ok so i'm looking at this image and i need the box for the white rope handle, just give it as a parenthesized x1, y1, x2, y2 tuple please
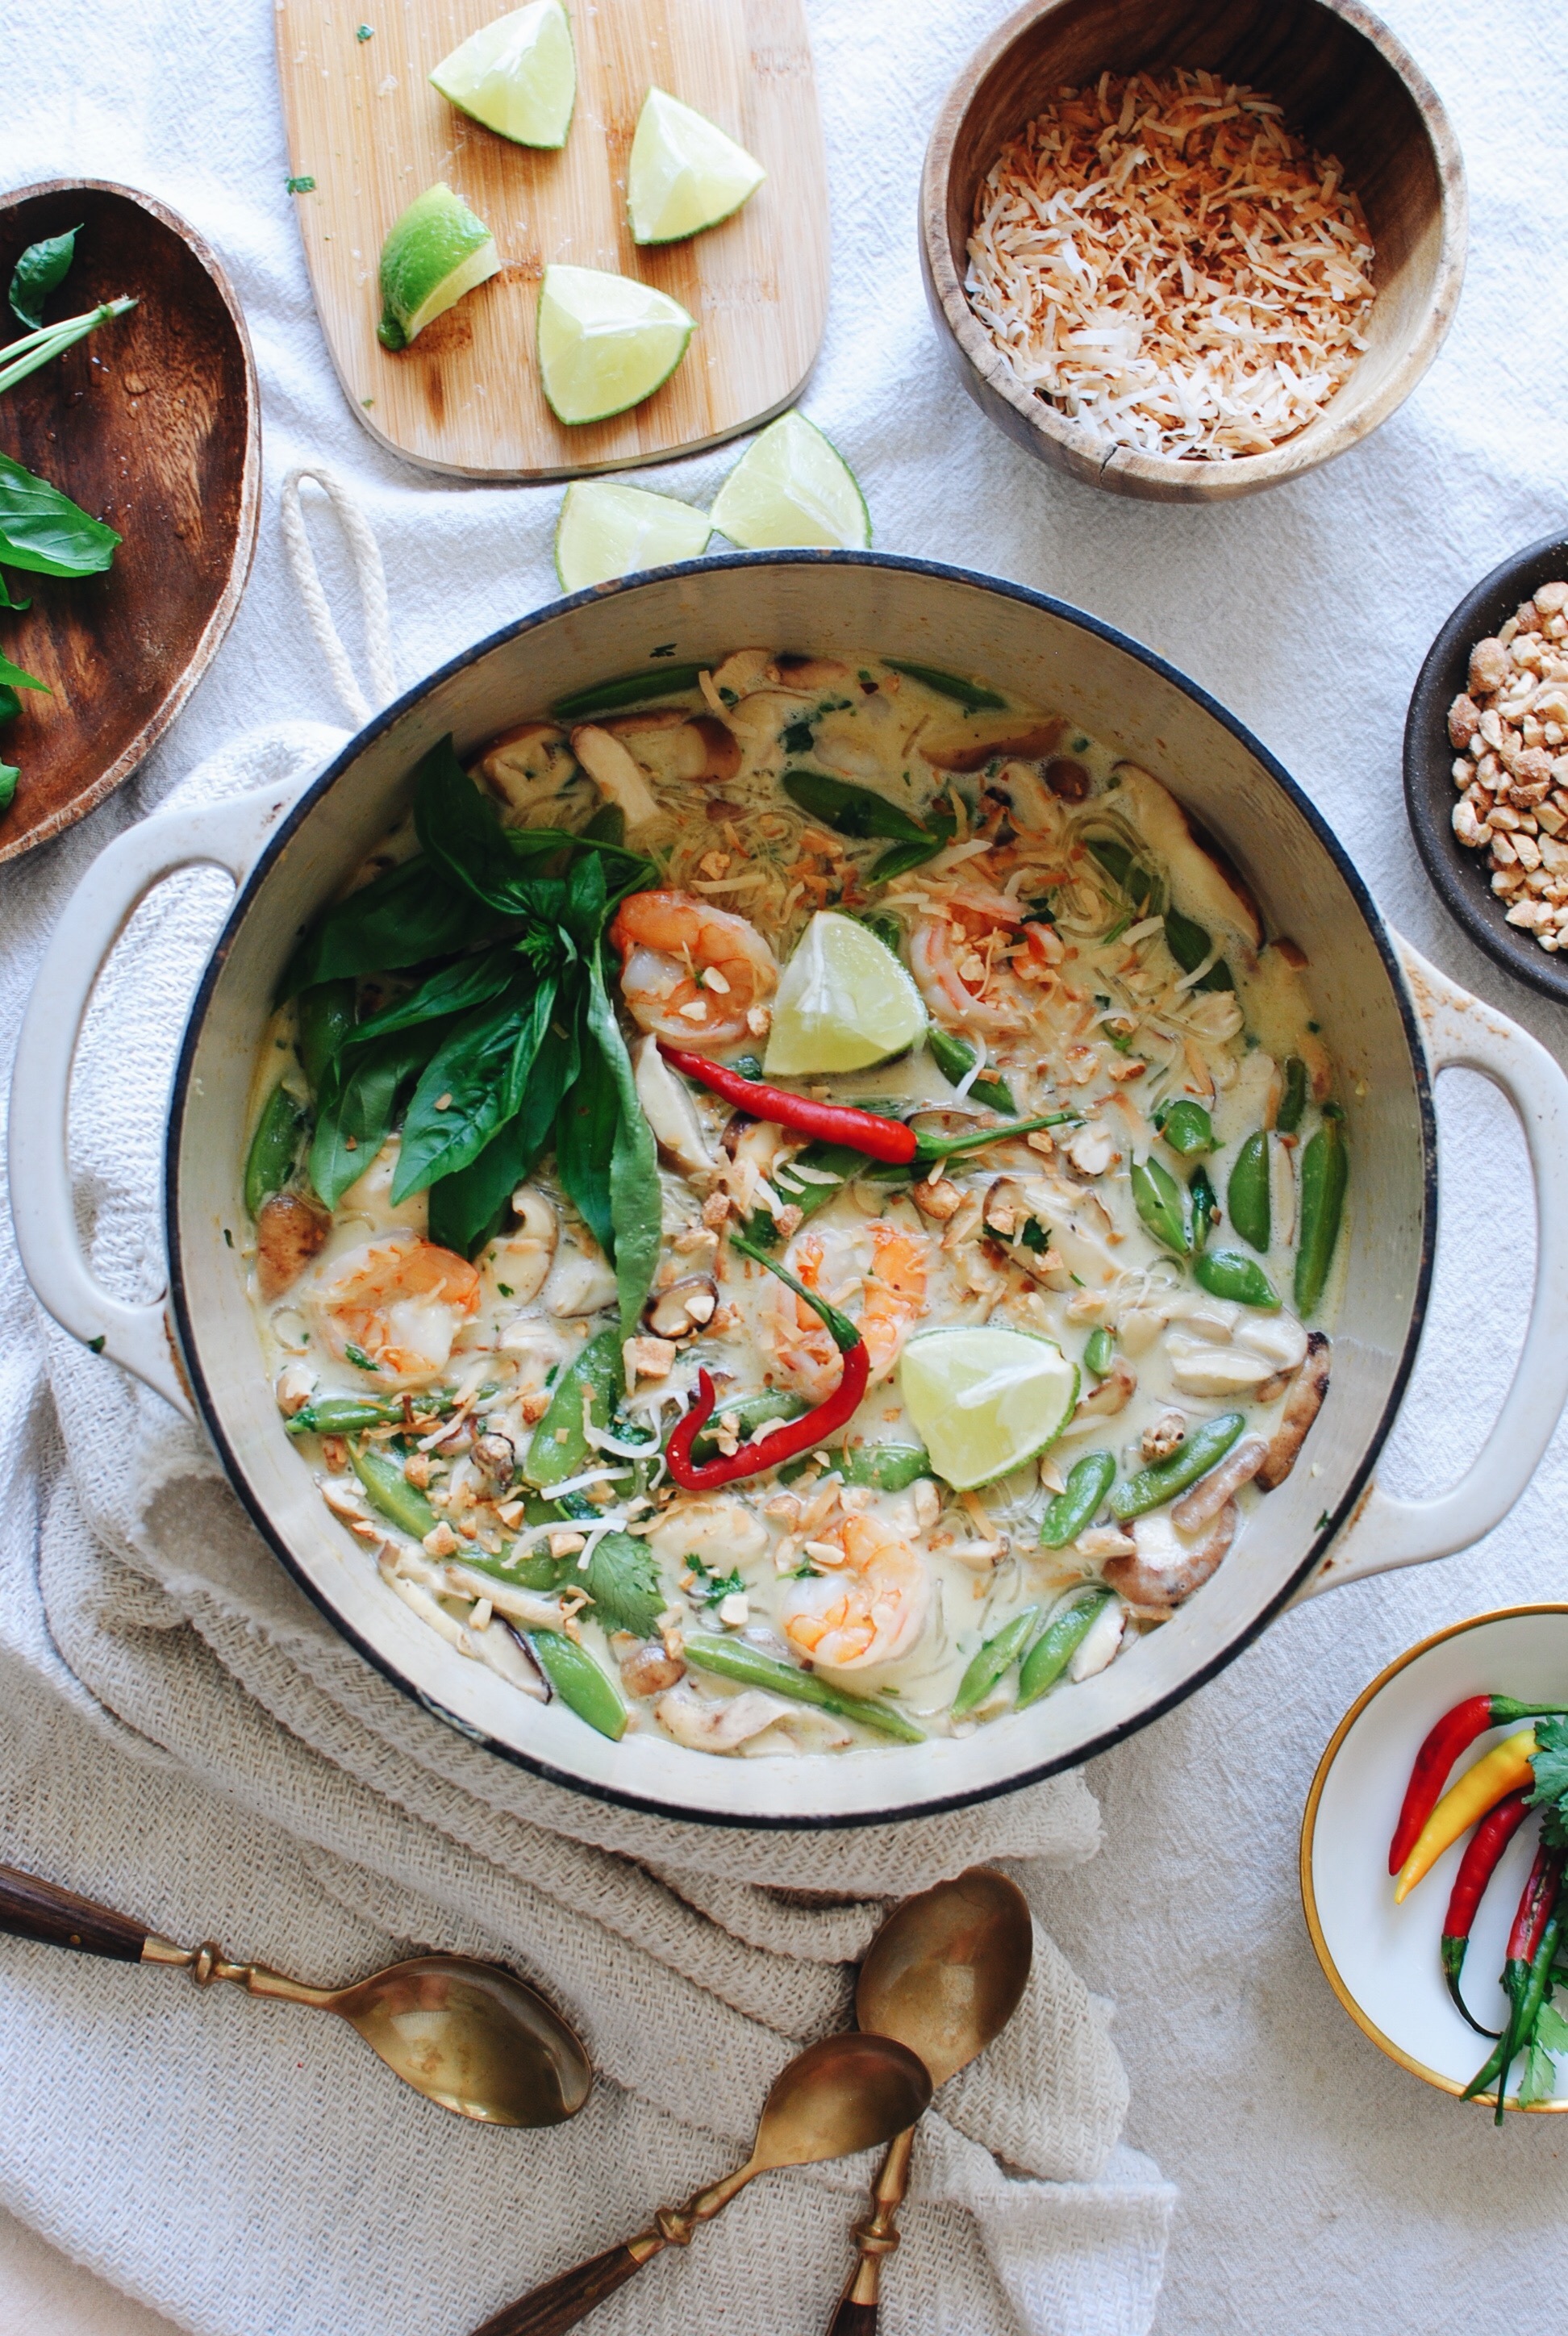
(280, 464, 398, 724)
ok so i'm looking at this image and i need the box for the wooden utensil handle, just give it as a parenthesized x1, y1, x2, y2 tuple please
(827, 2305, 879, 2336)
(0, 1861, 150, 1960)
(469, 2240, 657, 2336)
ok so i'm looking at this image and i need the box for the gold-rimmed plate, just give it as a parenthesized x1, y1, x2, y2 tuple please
(1301, 1604, 1568, 2113)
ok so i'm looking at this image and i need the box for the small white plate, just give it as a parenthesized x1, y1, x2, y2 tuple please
(1301, 1604, 1568, 2112)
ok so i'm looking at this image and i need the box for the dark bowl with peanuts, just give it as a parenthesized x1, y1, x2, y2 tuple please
(1406, 528, 1568, 1003)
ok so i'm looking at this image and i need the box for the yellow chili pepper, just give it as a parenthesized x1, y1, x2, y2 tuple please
(1393, 1729, 1538, 1903)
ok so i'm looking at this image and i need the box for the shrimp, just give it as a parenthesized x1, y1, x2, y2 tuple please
(778, 1512, 932, 1671)
(774, 1224, 929, 1395)
(608, 890, 778, 1047)
(910, 903, 1029, 1035)
(306, 1234, 481, 1387)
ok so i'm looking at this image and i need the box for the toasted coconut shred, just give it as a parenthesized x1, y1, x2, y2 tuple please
(965, 69, 1376, 461)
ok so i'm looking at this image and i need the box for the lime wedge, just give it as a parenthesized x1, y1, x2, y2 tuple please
(709, 411, 870, 550)
(763, 911, 924, 1077)
(627, 86, 765, 244)
(899, 1329, 1078, 1491)
(555, 479, 711, 590)
(536, 264, 695, 425)
(430, 0, 576, 148)
(377, 183, 500, 350)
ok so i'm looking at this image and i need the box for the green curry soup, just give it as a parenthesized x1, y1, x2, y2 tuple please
(240, 649, 1344, 1756)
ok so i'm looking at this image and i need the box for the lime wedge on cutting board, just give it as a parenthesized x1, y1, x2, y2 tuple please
(555, 479, 711, 590)
(627, 86, 765, 244)
(763, 911, 925, 1077)
(377, 184, 500, 349)
(430, 1, 577, 148)
(709, 411, 869, 549)
(536, 265, 695, 425)
(899, 1329, 1078, 1491)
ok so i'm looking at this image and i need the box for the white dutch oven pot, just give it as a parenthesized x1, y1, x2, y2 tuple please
(13, 554, 1568, 1827)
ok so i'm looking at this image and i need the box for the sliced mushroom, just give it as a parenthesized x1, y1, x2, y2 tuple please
(1142, 1411, 1186, 1462)
(1166, 1339, 1279, 1398)
(546, 1250, 620, 1316)
(474, 723, 586, 825)
(595, 708, 690, 736)
(1232, 1310, 1308, 1373)
(774, 653, 850, 690)
(1257, 1333, 1331, 1490)
(711, 649, 782, 701)
(1104, 1501, 1237, 1618)
(987, 759, 1062, 832)
(644, 1274, 719, 1339)
(635, 1032, 714, 1177)
(1112, 764, 1261, 957)
(484, 1187, 558, 1307)
(922, 715, 1067, 772)
(682, 716, 742, 783)
(275, 1361, 318, 1417)
(471, 1432, 518, 1491)
(256, 1191, 330, 1301)
(654, 1680, 799, 1752)
(619, 1639, 687, 1698)
(1171, 1435, 1268, 1531)
(1072, 1357, 1136, 1419)
(443, 1563, 563, 1632)
(570, 724, 661, 831)
(1042, 756, 1092, 802)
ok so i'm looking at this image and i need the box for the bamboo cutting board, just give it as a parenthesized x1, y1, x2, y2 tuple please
(276, 0, 830, 478)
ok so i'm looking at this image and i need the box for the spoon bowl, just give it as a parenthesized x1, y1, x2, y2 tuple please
(321, 1954, 592, 2126)
(857, 1864, 1033, 2084)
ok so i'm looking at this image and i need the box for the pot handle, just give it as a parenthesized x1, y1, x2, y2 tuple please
(1306, 934, 1568, 1596)
(6, 782, 307, 1420)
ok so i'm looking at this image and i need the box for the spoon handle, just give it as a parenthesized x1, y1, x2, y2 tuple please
(825, 2123, 916, 2336)
(0, 1861, 151, 1960)
(469, 2163, 756, 2336)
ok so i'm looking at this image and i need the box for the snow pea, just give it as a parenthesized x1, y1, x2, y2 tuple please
(1132, 1156, 1191, 1254)
(1189, 1163, 1220, 1252)
(927, 1025, 1016, 1114)
(1017, 1588, 1115, 1708)
(1112, 1412, 1245, 1520)
(297, 978, 357, 1093)
(953, 1606, 1040, 1718)
(1276, 1056, 1307, 1134)
(287, 1395, 405, 1437)
(523, 1329, 623, 1490)
(1295, 1109, 1348, 1315)
(350, 1441, 438, 1541)
(1227, 1131, 1271, 1253)
(1083, 1327, 1115, 1378)
(243, 1081, 304, 1219)
(525, 1629, 627, 1741)
(1193, 1249, 1279, 1309)
(684, 1636, 924, 1742)
(1040, 1450, 1116, 1549)
(882, 659, 1006, 712)
(1155, 1098, 1214, 1158)
(778, 1439, 932, 1490)
(691, 1388, 810, 1464)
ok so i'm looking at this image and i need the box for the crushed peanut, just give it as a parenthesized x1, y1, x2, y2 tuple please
(1448, 581, 1568, 953)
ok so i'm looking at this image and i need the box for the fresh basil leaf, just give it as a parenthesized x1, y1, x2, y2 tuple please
(0, 686, 19, 724)
(882, 660, 1007, 712)
(552, 665, 701, 722)
(1164, 906, 1233, 993)
(0, 650, 48, 694)
(586, 948, 660, 1333)
(337, 945, 517, 1062)
(0, 571, 31, 611)
(309, 1027, 436, 1209)
(9, 226, 80, 332)
(782, 767, 932, 843)
(394, 973, 557, 1200)
(582, 1530, 664, 1637)
(553, 999, 619, 1258)
(0, 450, 120, 578)
(280, 856, 500, 995)
(427, 1018, 580, 1256)
(415, 734, 536, 912)
(0, 762, 17, 813)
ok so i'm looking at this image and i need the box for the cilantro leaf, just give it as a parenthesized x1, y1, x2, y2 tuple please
(1528, 1714, 1568, 1847)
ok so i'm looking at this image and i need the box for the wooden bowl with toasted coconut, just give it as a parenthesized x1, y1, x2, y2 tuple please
(920, 0, 1466, 503)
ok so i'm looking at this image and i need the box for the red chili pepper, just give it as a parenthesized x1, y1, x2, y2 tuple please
(658, 1043, 1073, 1167)
(1440, 1789, 1531, 2034)
(1389, 1696, 1565, 1875)
(664, 1235, 869, 1491)
(1464, 1841, 1565, 2122)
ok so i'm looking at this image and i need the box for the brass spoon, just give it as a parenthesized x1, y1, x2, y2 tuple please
(0, 1858, 591, 2126)
(828, 1866, 1034, 2334)
(470, 2031, 933, 2336)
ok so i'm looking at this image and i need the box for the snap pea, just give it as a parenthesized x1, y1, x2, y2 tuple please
(1295, 1109, 1348, 1316)
(1189, 1163, 1220, 1253)
(1111, 1412, 1245, 1520)
(1276, 1056, 1308, 1134)
(1154, 1098, 1213, 1158)
(1131, 1156, 1191, 1255)
(684, 1636, 924, 1742)
(927, 1025, 1017, 1114)
(523, 1329, 623, 1490)
(952, 1606, 1040, 1719)
(525, 1629, 628, 1741)
(244, 1081, 305, 1219)
(691, 1387, 811, 1464)
(1017, 1588, 1115, 1708)
(753, 1142, 869, 1243)
(551, 665, 702, 722)
(778, 1440, 932, 1490)
(1193, 1249, 1280, 1310)
(297, 978, 357, 1093)
(1040, 1450, 1116, 1548)
(287, 1394, 406, 1437)
(1227, 1131, 1270, 1253)
(881, 659, 1006, 713)
(1083, 1327, 1115, 1379)
(350, 1441, 439, 1541)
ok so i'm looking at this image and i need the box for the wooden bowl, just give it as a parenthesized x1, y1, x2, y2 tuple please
(0, 181, 261, 861)
(920, 0, 1467, 503)
(1405, 527, 1568, 1006)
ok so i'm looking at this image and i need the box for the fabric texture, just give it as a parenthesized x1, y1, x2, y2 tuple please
(3, 0, 1568, 2328)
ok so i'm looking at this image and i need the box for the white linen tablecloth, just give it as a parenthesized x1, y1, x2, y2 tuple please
(2, 0, 1568, 2328)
